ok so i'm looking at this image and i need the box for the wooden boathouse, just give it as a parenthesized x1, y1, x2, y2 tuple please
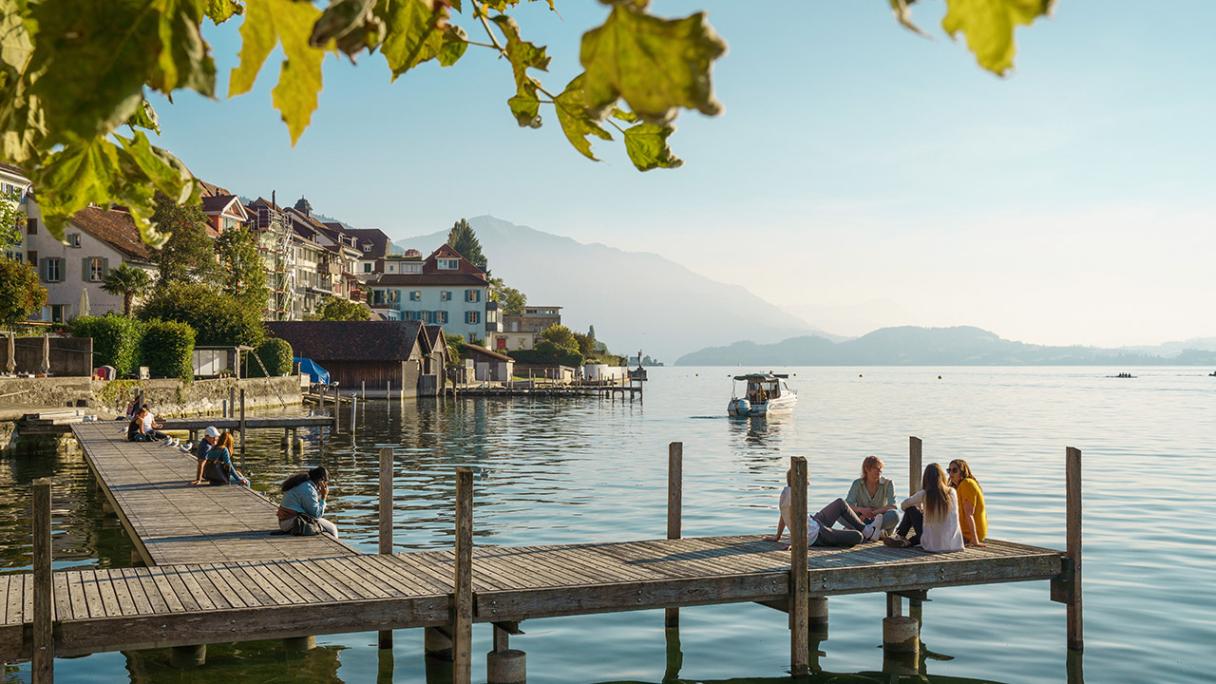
(3, 428, 1084, 683)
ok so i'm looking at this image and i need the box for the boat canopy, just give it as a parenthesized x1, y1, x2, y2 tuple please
(733, 373, 789, 381)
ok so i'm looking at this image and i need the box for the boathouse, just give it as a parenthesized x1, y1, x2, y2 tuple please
(266, 320, 446, 397)
(461, 343, 514, 382)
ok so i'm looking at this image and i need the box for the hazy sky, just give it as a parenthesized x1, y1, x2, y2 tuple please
(154, 1, 1216, 347)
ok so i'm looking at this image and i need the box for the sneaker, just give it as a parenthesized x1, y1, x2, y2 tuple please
(181, 442, 192, 451)
(862, 520, 880, 541)
(883, 535, 911, 548)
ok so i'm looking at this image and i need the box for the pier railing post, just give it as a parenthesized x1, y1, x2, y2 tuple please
(379, 447, 393, 650)
(238, 389, 246, 468)
(665, 442, 683, 629)
(1066, 446, 1083, 652)
(908, 436, 922, 496)
(454, 467, 474, 684)
(32, 477, 53, 683)
(789, 456, 809, 676)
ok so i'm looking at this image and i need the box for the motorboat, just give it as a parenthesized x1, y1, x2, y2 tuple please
(728, 373, 797, 417)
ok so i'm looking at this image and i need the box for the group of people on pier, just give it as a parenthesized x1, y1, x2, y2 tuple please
(765, 455, 987, 552)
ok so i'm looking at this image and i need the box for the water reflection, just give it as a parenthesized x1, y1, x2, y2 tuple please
(123, 641, 344, 683)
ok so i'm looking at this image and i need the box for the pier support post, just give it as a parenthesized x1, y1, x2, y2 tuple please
(378, 447, 394, 650)
(101, 496, 115, 516)
(883, 616, 918, 654)
(350, 396, 358, 437)
(292, 428, 302, 453)
(788, 456, 809, 676)
(281, 428, 290, 448)
(808, 596, 828, 641)
(228, 387, 236, 419)
(665, 441, 682, 629)
(453, 467, 474, 684)
(909, 436, 922, 496)
(424, 627, 453, 660)
(170, 644, 206, 667)
(238, 389, 246, 468)
(130, 548, 145, 566)
(32, 478, 53, 684)
(1066, 446, 1083, 652)
(283, 635, 316, 652)
(487, 626, 526, 684)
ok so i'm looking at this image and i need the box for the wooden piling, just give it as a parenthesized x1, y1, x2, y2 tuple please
(333, 385, 340, 434)
(453, 467, 474, 684)
(32, 477, 53, 683)
(789, 456, 809, 676)
(238, 389, 246, 467)
(909, 436, 922, 495)
(350, 395, 358, 436)
(1066, 446, 1083, 652)
(362, 380, 366, 400)
(228, 386, 236, 419)
(378, 447, 394, 650)
(665, 441, 683, 629)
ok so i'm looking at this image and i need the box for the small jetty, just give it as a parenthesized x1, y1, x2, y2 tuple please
(3, 432, 1083, 684)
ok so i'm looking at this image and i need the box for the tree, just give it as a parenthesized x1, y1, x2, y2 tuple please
(1, 189, 24, 247)
(0, 1, 1045, 246)
(539, 324, 579, 354)
(154, 194, 219, 286)
(489, 276, 526, 315)
(444, 333, 464, 367)
(572, 331, 596, 359)
(100, 264, 153, 316)
(138, 282, 265, 347)
(215, 227, 268, 309)
(315, 296, 372, 321)
(0, 258, 46, 327)
(447, 219, 487, 271)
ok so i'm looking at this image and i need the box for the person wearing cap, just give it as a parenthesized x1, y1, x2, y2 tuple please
(192, 426, 221, 485)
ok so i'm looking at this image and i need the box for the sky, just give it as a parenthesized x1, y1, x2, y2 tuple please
(153, 1, 1216, 347)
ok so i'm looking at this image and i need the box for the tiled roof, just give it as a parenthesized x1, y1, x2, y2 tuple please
(373, 272, 488, 286)
(423, 243, 487, 277)
(70, 207, 155, 261)
(197, 179, 233, 197)
(266, 321, 425, 362)
(201, 194, 239, 213)
(0, 162, 27, 179)
(344, 228, 392, 258)
(461, 343, 512, 362)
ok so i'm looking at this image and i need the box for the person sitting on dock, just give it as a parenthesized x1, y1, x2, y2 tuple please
(884, 463, 964, 552)
(845, 455, 900, 537)
(197, 432, 250, 487)
(191, 426, 221, 485)
(277, 466, 339, 538)
(948, 459, 986, 548)
(764, 466, 883, 548)
(139, 404, 181, 447)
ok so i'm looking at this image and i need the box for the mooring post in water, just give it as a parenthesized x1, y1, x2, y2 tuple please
(350, 395, 358, 437)
(32, 478, 53, 684)
(789, 456, 809, 676)
(1066, 446, 1083, 652)
(378, 447, 394, 650)
(228, 386, 236, 419)
(362, 380, 366, 400)
(453, 467, 474, 684)
(666, 441, 683, 629)
(238, 389, 247, 467)
(487, 623, 526, 684)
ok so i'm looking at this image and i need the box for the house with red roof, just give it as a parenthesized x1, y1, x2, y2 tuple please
(368, 244, 500, 344)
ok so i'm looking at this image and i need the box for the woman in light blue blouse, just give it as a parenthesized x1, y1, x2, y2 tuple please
(277, 466, 339, 538)
(846, 455, 899, 536)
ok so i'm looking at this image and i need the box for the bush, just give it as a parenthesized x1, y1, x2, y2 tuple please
(71, 314, 143, 376)
(140, 319, 195, 381)
(139, 282, 265, 347)
(248, 338, 293, 377)
(509, 343, 583, 368)
(0, 257, 46, 326)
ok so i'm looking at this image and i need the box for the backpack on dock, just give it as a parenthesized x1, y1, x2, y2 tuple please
(290, 514, 322, 536)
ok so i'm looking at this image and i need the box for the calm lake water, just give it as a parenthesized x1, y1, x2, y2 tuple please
(1, 367, 1213, 683)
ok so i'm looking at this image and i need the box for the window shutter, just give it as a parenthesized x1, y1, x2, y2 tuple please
(39, 257, 47, 281)
(102, 258, 110, 277)
(82, 257, 90, 281)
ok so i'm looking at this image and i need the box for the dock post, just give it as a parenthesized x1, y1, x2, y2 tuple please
(32, 478, 53, 683)
(170, 644, 206, 667)
(238, 389, 246, 468)
(362, 380, 366, 400)
(378, 447, 393, 650)
(228, 386, 236, 419)
(221, 399, 228, 418)
(809, 596, 828, 640)
(909, 436, 922, 495)
(665, 441, 683, 629)
(453, 467, 474, 684)
(1066, 446, 1083, 652)
(284, 635, 316, 651)
(350, 395, 358, 437)
(487, 626, 526, 684)
(292, 427, 303, 453)
(789, 456, 809, 676)
(333, 385, 341, 434)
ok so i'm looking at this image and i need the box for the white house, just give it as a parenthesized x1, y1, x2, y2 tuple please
(1, 162, 33, 263)
(368, 244, 491, 343)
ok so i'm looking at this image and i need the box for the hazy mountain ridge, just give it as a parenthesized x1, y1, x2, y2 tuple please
(675, 326, 1216, 366)
(396, 216, 831, 360)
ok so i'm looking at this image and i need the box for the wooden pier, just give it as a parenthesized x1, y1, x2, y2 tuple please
(1, 430, 1083, 683)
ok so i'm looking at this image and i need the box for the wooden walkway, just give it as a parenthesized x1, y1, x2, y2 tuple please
(71, 423, 350, 565)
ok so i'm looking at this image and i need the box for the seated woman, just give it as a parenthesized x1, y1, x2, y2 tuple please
(846, 455, 899, 536)
(126, 407, 150, 442)
(949, 458, 987, 547)
(884, 463, 964, 552)
(277, 466, 339, 538)
(198, 432, 250, 487)
(764, 465, 884, 548)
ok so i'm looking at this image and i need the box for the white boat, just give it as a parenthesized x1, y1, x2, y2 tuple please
(727, 373, 797, 417)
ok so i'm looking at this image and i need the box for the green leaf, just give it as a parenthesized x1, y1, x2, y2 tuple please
(941, 0, 1052, 76)
(312, 0, 382, 56)
(149, 0, 217, 96)
(117, 131, 196, 206)
(31, 138, 123, 240)
(437, 24, 468, 67)
(623, 122, 681, 171)
(508, 83, 541, 128)
(376, 0, 447, 79)
(490, 15, 550, 128)
(609, 106, 638, 123)
(229, 0, 327, 144)
(553, 73, 612, 161)
(127, 98, 161, 134)
(206, 0, 244, 24)
(579, 3, 726, 121)
(0, 0, 34, 72)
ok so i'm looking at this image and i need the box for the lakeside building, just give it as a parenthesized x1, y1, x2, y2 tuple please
(367, 244, 491, 343)
(495, 305, 563, 352)
(1, 163, 32, 263)
(460, 343, 514, 382)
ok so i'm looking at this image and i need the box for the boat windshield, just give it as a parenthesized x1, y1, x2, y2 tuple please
(746, 379, 779, 402)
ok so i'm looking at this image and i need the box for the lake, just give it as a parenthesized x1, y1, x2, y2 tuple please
(1, 366, 1212, 682)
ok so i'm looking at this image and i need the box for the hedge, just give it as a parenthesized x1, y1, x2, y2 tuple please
(70, 314, 143, 377)
(508, 344, 583, 368)
(138, 282, 265, 347)
(248, 338, 293, 377)
(140, 319, 195, 382)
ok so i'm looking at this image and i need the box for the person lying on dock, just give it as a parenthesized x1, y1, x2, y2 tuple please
(948, 458, 986, 548)
(763, 466, 884, 549)
(196, 432, 250, 487)
(845, 455, 900, 537)
(277, 466, 339, 538)
(884, 463, 964, 552)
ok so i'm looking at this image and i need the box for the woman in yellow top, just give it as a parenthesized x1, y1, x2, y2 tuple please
(948, 459, 986, 547)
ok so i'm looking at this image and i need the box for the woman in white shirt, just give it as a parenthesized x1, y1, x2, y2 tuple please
(883, 463, 964, 552)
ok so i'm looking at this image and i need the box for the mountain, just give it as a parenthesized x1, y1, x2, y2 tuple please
(675, 325, 1216, 366)
(396, 215, 827, 360)
(1121, 337, 1216, 358)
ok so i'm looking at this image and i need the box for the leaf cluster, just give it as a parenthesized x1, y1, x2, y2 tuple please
(0, 189, 24, 246)
(248, 337, 293, 377)
(314, 295, 372, 321)
(140, 319, 196, 382)
(138, 282, 266, 347)
(100, 263, 154, 316)
(0, 256, 46, 326)
(70, 314, 144, 376)
(215, 226, 269, 309)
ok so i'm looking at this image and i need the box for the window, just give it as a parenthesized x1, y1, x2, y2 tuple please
(409, 290, 422, 301)
(438, 258, 459, 270)
(464, 289, 480, 303)
(362, 262, 372, 273)
(41, 257, 64, 283)
(372, 290, 387, 306)
(27, 250, 37, 266)
(465, 311, 480, 325)
(26, 218, 37, 234)
(51, 304, 65, 323)
(362, 244, 372, 253)
(66, 233, 81, 247)
(436, 311, 448, 324)
(440, 290, 451, 302)
(84, 257, 107, 282)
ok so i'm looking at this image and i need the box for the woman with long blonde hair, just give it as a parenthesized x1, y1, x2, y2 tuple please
(883, 463, 963, 552)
